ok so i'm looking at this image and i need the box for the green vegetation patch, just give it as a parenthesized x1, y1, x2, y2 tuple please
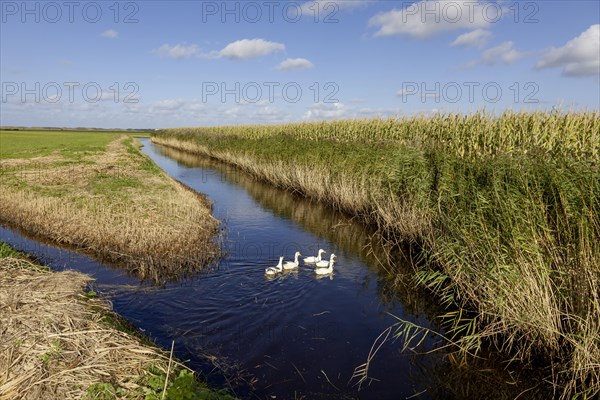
(0, 241, 23, 258)
(0, 130, 121, 160)
(90, 173, 144, 194)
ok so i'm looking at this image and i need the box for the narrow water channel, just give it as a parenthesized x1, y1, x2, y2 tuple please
(137, 140, 443, 399)
(1, 139, 490, 399)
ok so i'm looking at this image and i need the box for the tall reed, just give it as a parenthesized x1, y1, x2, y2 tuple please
(153, 110, 600, 398)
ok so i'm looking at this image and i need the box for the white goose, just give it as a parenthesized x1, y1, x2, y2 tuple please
(265, 256, 284, 275)
(283, 251, 302, 270)
(316, 253, 336, 268)
(304, 249, 326, 264)
(315, 254, 336, 275)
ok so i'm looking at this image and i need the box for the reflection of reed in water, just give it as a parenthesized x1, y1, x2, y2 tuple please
(3, 222, 216, 285)
(406, 346, 553, 400)
(158, 144, 383, 259)
(156, 144, 437, 314)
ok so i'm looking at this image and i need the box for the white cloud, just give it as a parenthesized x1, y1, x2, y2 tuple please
(255, 106, 288, 120)
(302, 102, 406, 120)
(464, 41, 525, 68)
(277, 58, 314, 71)
(73, 103, 102, 112)
(369, 0, 490, 38)
(186, 102, 205, 112)
(480, 41, 524, 65)
(218, 39, 285, 60)
(123, 104, 140, 114)
(152, 99, 185, 111)
(101, 29, 118, 39)
(536, 24, 600, 77)
(451, 29, 491, 48)
(303, 102, 347, 119)
(223, 107, 243, 116)
(153, 39, 286, 61)
(99, 91, 118, 102)
(153, 44, 200, 59)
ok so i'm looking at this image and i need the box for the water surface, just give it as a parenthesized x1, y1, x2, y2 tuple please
(137, 139, 441, 399)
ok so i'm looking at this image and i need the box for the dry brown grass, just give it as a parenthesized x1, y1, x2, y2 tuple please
(0, 256, 176, 400)
(0, 135, 220, 282)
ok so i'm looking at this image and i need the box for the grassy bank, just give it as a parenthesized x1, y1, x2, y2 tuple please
(0, 242, 236, 399)
(0, 130, 220, 282)
(153, 111, 600, 398)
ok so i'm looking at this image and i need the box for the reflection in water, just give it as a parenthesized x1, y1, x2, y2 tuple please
(162, 150, 379, 250)
(156, 144, 439, 315)
(152, 144, 445, 398)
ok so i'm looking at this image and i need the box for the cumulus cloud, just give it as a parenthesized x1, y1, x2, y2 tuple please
(101, 29, 118, 39)
(479, 41, 524, 65)
(152, 99, 185, 111)
(255, 106, 289, 120)
(536, 24, 600, 77)
(218, 39, 285, 60)
(276, 58, 314, 71)
(464, 41, 526, 68)
(451, 29, 491, 48)
(369, 0, 490, 38)
(153, 39, 285, 61)
(302, 102, 405, 120)
(303, 102, 347, 119)
(123, 104, 140, 114)
(187, 102, 205, 112)
(153, 44, 201, 59)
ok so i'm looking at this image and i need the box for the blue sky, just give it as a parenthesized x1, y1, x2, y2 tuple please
(1, 0, 599, 128)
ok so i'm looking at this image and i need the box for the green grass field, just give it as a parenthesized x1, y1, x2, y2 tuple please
(0, 130, 145, 160)
(0, 130, 219, 282)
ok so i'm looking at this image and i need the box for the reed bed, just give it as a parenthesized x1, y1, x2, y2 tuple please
(153, 110, 600, 398)
(0, 134, 220, 282)
(163, 110, 599, 160)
